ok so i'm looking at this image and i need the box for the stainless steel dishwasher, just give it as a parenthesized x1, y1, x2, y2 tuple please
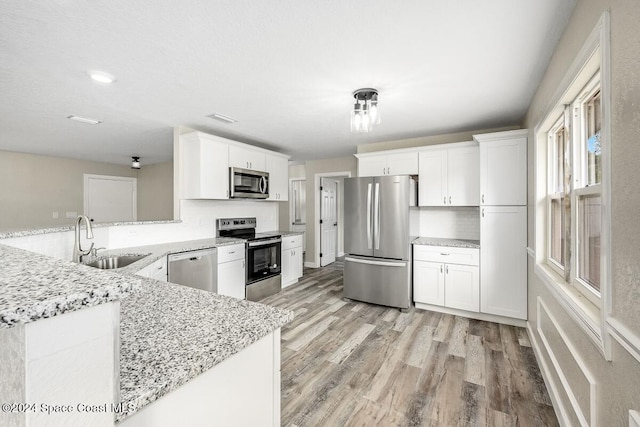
(167, 248, 217, 292)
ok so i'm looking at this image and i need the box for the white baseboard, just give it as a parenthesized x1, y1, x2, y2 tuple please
(337, 251, 345, 257)
(414, 302, 526, 328)
(304, 261, 318, 268)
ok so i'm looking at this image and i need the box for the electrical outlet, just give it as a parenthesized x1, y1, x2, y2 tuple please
(52, 211, 59, 219)
(65, 211, 78, 219)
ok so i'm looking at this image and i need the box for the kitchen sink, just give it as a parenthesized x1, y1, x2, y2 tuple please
(84, 254, 149, 270)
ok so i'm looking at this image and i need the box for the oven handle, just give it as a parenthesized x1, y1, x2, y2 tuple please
(248, 238, 282, 247)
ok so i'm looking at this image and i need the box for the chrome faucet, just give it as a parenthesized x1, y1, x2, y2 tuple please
(73, 215, 95, 262)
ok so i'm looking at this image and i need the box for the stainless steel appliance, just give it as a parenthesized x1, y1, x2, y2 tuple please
(217, 217, 282, 301)
(229, 167, 269, 199)
(343, 175, 416, 310)
(168, 248, 217, 292)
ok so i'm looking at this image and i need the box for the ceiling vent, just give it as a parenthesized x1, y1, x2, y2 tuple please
(207, 113, 238, 124)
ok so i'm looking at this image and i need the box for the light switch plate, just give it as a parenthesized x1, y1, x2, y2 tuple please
(65, 211, 78, 219)
(630, 410, 640, 427)
(52, 211, 59, 219)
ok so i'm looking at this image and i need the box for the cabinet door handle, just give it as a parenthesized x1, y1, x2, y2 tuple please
(482, 194, 485, 204)
(440, 265, 443, 273)
(443, 196, 446, 205)
(449, 196, 451, 204)
(446, 265, 449, 274)
(482, 209, 485, 218)
(440, 253, 450, 256)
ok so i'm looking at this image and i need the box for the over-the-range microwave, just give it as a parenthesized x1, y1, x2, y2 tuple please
(229, 167, 269, 199)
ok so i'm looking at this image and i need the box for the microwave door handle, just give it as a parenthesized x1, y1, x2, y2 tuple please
(259, 176, 267, 194)
(366, 183, 372, 249)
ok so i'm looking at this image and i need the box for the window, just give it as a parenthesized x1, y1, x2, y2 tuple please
(546, 73, 602, 305)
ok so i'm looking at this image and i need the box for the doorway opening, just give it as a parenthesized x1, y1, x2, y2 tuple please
(314, 171, 351, 268)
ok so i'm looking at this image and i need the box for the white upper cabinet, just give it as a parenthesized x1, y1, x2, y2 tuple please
(475, 130, 527, 206)
(447, 147, 480, 206)
(386, 152, 419, 175)
(229, 145, 266, 172)
(358, 156, 388, 177)
(180, 131, 289, 201)
(356, 151, 418, 177)
(418, 144, 479, 206)
(180, 132, 230, 199)
(265, 154, 288, 201)
(418, 150, 447, 205)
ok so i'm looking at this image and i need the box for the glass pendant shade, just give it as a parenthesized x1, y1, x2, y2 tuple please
(350, 88, 380, 133)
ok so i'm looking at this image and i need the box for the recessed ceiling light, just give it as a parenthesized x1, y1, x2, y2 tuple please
(207, 113, 238, 124)
(67, 115, 102, 125)
(87, 70, 116, 84)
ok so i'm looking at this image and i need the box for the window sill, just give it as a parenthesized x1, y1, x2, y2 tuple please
(534, 263, 607, 358)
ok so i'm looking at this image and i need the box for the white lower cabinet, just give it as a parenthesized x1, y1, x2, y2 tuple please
(281, 234, 304, 288)
(136, 257, 168, 282)
(217, 244, 246, 300)
(413, 245, 479, 313)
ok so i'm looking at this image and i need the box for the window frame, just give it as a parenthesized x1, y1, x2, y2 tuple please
(533, 11, 611, 360)
(544, 75, 603, 307)
(546, 115, 567, 276)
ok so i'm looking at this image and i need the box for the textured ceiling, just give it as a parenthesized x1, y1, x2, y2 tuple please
(0, 0, 575, 165)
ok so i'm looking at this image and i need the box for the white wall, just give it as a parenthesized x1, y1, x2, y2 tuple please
(180, 200, 278, 233)
(523, 1, 640, 425)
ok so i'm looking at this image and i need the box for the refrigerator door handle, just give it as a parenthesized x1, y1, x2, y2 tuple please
(366, 183, 372, 249)
(345, 257, 406, 268)
(374, 182, 380, 250)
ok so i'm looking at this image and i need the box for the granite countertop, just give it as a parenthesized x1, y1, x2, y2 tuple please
(412, 237, 480, 249)
(116, 278, 293, 422)
(91, 236, 246, 275)
(0, 244, 140, 328)
(0, 220, 182, 239)
(274, 230, 305, 237)
(1, 236, 293, 422)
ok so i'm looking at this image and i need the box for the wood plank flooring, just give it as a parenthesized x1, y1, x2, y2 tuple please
(260, 262, 557, 426)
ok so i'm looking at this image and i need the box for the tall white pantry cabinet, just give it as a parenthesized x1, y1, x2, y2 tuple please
(475, 129, 528, 320)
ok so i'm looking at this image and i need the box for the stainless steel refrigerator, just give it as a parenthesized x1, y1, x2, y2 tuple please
(343, 175, 415, 310)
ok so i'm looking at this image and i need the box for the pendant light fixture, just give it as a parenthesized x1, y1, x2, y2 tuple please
(350, 88, 380, 133)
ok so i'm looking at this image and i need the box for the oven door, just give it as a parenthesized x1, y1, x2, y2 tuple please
(246, 239, 282, 284)
(230, 167, 269, 199)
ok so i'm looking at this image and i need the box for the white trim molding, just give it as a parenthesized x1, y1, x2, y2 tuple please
(527, 322, 572, 427)
(536, 298, 597, 427)
(607, 318, 640, 364)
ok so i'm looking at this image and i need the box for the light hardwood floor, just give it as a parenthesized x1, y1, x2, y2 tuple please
(260, 262, 558, 426)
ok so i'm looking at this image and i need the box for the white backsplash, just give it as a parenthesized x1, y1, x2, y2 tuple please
(1, 200, 279, 260)
(415, 207, 480, 240)
(179, 199, 278, 233)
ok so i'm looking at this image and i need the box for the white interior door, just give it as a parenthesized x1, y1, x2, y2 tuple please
(84, 174, 137, 222)
(320, 178, 338, 266)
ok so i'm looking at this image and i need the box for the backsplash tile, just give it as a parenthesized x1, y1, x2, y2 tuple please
(416, 207, 480, 240)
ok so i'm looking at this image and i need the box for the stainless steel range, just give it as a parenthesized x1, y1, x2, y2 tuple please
(217, 217, 282, 301)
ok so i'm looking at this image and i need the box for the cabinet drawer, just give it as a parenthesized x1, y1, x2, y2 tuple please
(217, 243, 245, 263)
(413, 245, 479, 266)
(282, 234, 303, 250)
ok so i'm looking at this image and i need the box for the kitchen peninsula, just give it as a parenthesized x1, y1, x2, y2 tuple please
(0, 225, 293, 427)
